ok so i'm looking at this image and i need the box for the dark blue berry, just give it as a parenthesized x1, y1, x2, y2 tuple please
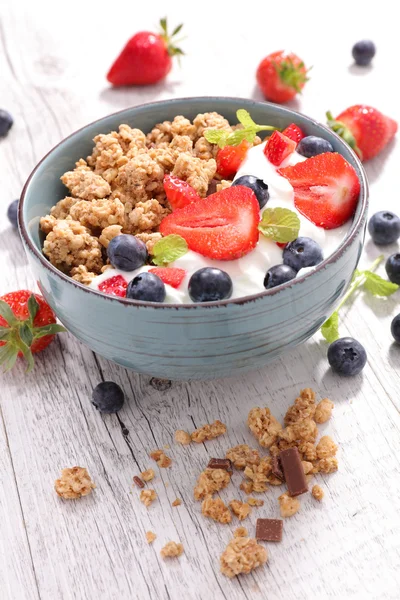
(283, 237, 323, 272)
(391, 314, 400, 343)
(126, 272, 165, 302)
(232, 175, 269, 209)
(188, 267, 233, 302)
(264, 264, 297, 289)
(385, 253, 400, 284)
(368, 211, 400, 245)
(107, 234, 148, 271)
(297, 136, 334, 158)
(92, 381, 124, 413)
(0, 109, 13, 138)
(7, 199, 19, 228)
(352, 40, 376, 66)
(327, 337, 367, 376)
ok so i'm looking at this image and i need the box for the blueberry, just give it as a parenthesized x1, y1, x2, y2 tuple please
(264, 264, 297, 289)
(126, 272, 165, 302)
(368, 211, 400, 245)
(327, 337, 367, 376)
(232, 175, 269, 209)
(92, 381, 124, 413)
(352, 40, 376, 66)
(0, 109, 13, 138)
(391, 314, 400, 343)
(188, 267, 233, 302)
(283, 237, 324, 272)
(7, 199, 19, 228)
(385, 253, 400, 284)
(107, 234, 148, 271)
(297, 136, 334, 158)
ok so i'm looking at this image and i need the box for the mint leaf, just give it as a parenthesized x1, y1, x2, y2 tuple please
(258, 208, 300, 243)
(363, 271, 399, 296)
(321, 312, 340, 343)
(204, 129, 230, 148)
(236, 109, 256, 129)
(152, 235, 188, 266)
(225, 129, 252, 146)
(204, 109, 276, 148)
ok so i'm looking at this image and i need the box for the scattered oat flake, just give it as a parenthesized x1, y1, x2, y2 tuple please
(312, 484, 324, 501)
(174, 430, 191, 445)
(146, 531, 157, 544)
(246, 496, 264, 507)
(140, 489, 157, 507)
(229, 500, 251, 521)
(220, 537, 268, 578)
(150, 449, 172, 468)
(160, 541, 184, 558)
(172, 498, 182, 507)
(54, 467, 95, 500)
(234, 527, 249, 538)
(191, 420, 227, 443)
(141, 468, 155, 482)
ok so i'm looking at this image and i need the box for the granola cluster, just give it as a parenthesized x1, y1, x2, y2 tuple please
(194, 468, 231, 501)
(220, 537, 268, 578)
(150, 449, 172, 468)
(191, 420, 227, 443)
(54, 466, 95, 499)
(40, 112, 257, 283)
(202, 496, 232, 524)
(160, 541, 184, 559)
(140, 488, 157, 507)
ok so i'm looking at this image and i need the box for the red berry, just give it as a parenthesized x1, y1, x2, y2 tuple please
(159, 186, 260, 260)
(98, 275, 128, 297)
(148, 267, 186, 288)
(256, 51, 309, 104)
(327, 105, 397, 161)
(163, 175, 201, 210)
(278, 153, 360, 229)
(216, 140, 250, 179)
(276, 242, 288, 249)
(264, 131, 297, 166)
(282, 123, 305, 144)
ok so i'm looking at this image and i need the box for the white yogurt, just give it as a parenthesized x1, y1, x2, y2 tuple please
(90, 142, 351, 302)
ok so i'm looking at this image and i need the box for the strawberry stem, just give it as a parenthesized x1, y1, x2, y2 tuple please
(326, 111, 362, 159)
(274, 59, 310, 93)
(158, 17, 185, 59)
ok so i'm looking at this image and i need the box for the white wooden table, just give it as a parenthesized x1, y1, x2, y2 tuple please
(1, 1, 400, 598)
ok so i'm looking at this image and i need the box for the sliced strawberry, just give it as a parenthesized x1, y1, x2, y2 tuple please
(264, 131, 297, 166)
(216, 140, 250, 179)
(99, 275, 128, 297)
(149, 267, 186, 288)
(163, 175, 201, 210)
(282, 123, 305, 144)
(278, 153, 360, 229)
(159, 186, 259, 260)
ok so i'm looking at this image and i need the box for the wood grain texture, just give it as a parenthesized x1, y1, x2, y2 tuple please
(1, 0, 400, 598)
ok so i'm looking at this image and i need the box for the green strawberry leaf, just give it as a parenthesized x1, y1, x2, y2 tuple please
(0, 299, 19, 327)
(363, 271, 399, 296)
(152, 235, 188, 266)
(27, 294, 39, 326)
(19, 323, 33, 347)
(321, 311, 340, 343)
(258, 207, 300, 243)
(32, 324, 67, 340)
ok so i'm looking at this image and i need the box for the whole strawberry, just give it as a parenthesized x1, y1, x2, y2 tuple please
(327, 105, 397, 161)
(256, 51, 309, 104)
(0, 291, 66, 371)
(107, 18, 184, 86)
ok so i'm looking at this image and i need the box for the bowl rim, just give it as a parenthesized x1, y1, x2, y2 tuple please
(19, 96, 369, 309)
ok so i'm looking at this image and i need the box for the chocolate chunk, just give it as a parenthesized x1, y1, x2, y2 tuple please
(256, 518, 283, 542)
(206, 179, 218, 196)
(133, 476, 145, 489)
(271, 455, 285, 481)
(279, 447, 308, 497)
(207, 458, 233, 475)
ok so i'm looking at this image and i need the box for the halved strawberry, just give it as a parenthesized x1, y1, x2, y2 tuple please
(216, 140, 250, 179)
(159, 186, 259, 260)
(278, 153, 360, 229)
(149, 267, 186, 288)
(99, 275, 128, 297)
(264, 131, 297, 166)
(163, 175, 201, 210)
(282, 123, 305, 144)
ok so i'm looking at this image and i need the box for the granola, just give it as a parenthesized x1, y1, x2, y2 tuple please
(314, 399, 334, 424)
(174, 429, 192, 445)
(150, 449, 172, 468)
(202, 496, 232, 524)
(54, 467, 95, 499)
(247, 407, 282, 448)
(312, 484, 324, 501)
(145, 531, 157, 544)
(225, 444, 260, 470)
(160, 541, 184, 559)
(140, 489, 157, 507)
(172, 498, 182, 507)
(220, 537, 267, 578)
(234, 527, 249, 538)
(191, 420, 227, 443)
(140, 468, 155, 482)
(194, 468, 231, 501)
(229, 500, 251, 521)
(278, 493, 300, 518)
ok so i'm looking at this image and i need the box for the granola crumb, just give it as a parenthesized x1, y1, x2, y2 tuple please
(150, 449, 172, 468)
(240, 479, 254, 494)
(146, 531, 157, 544)
(312, 485, 324, 501)
(216, 179, 232, 192)
(246, 496, 264, 507)
(229, 500, 251, 521)
(61, 166, 111, 200)
(160, 541, 184, 559)
(316, 436, 338, 459)
(54, 467, 95, 499)
(140, 489, 157, 507)
(226, 444, 260, 470)
(316, 457, 338, 474)
(301, 461, 314, 475)
(194, 468, 231, 501)
(70, 265, 97, 285)
(191, 420, 227, 443)
(172, 498, 182, 507)
(243, 457, 272, 493)
(220, 537, 267, 578)
(234, 527, 249, 538)
(134, 231, 162, 255)
(174, 430, 191, 445)
(140, 468, 155, 482)
(278, 493, 300, 518)
(284, 388, 316, 426)
(202, 496, 232, 523)
(314, 399, 334, 424)
(247, 407, 282, 448)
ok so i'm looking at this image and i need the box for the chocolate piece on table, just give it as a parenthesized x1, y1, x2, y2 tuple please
(271, 455, 285, 481)
(279, 447, 308, 496)
(133, 476, 145, 489)
(207, 458, 233, 475)
(256, 518, 283, 542)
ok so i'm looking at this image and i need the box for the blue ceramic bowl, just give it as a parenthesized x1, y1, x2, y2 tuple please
(19, 97, 368, 380)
